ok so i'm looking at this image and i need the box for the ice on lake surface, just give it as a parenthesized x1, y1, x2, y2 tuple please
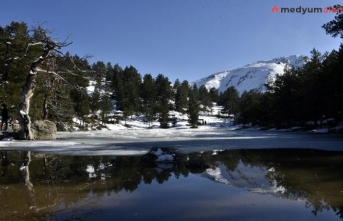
(1, 128, 343, 220)
(0, 126, 342, 155)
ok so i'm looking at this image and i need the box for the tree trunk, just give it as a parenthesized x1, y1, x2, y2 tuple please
(20, 151, 37, 211)
(43, 93, 48, 120)
(18, 41, 53, 140)
(18, 73, 37, 139)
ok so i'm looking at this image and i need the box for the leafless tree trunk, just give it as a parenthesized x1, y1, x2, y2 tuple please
(18, 27, 71, 140)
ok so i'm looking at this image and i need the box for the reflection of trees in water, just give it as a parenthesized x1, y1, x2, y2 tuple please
(1, 149, 343, 220)
(1, 151, 9, 176)
(220, 149, 343, 220)
(0, 152, 105, 221)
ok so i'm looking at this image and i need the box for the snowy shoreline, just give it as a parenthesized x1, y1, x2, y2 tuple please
(0, 122, 342, 156)
(1, 110, 342, 155)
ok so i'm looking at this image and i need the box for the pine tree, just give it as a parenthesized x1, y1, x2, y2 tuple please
(140, 74, 157, 126)
(90, 86, 101, 115)
(218, 86, 240, 116)
(198, 85, 212, 111)
(92, 61, 106, 85)
(175, 80, 189, 113)
(209, 87, 219, 103)
(70, 88, 90, 126)
(106, 62, 114, 83)
(99, 93, 113, 125)
(239, 90, 263, 126)
(322, 5, 343, 39)
(155, 74, 173, 128)
(336, 44, 343, 120)
(122, 66, 141, 116)
(188, 88, 200, 128)
(300, 49, 325, 126)
(322, 9, 343, 121)
(0, 22, 33, 121)
(173, 78, 181, 90)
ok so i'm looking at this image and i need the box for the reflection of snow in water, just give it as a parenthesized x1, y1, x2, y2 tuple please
(250, 180, 286, 195)
(202, 162, 286, 197)
(86, 164, 96, 178)
(86, 162, 108, 179)
(19, 164, 26, 171)
(150, 148, 175, 162)
(86, 164, 95, 173)
(98, 162, 105, 170)
(206, 167, 230, 185)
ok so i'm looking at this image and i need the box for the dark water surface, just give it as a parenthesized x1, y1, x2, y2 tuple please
(1, 148, 343, 221)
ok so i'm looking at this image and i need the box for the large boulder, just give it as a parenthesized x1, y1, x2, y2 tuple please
(31, 120, 57, 140)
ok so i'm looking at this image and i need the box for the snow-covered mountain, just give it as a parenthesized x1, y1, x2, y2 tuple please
(193, 55, 306, 95)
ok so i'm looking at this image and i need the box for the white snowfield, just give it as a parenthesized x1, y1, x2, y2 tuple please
(193, 55, 306, 95)
(0, 113, 342, 156)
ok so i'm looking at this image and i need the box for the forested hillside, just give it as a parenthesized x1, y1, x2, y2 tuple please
(0, 6, 342, 132)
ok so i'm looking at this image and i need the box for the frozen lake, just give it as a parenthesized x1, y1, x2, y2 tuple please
(0, 126, 342, 155)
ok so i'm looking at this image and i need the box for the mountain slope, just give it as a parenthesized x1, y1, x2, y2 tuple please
(193, 55, 306, 95)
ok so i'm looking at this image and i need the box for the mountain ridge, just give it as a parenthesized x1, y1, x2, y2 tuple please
(192, 55, 307, 95)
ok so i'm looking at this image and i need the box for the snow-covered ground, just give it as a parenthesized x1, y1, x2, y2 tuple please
(1, 101, 343, 156)
(1, 116, 342, 156)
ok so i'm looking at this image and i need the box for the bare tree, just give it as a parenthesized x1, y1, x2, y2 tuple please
(18, 26, 72, 139)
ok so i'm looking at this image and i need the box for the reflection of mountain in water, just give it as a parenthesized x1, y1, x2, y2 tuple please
(1, 149, 343, 220)
(198, 149, 343, 219)
(201, 161, 286, 198)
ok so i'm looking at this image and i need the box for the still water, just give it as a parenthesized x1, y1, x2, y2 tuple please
(0, 148, 342, 221)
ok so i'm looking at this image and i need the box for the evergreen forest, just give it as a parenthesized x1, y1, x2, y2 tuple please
(0, 6, 342, 131)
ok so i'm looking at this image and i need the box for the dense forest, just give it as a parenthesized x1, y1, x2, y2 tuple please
(0, 6, 342, 131)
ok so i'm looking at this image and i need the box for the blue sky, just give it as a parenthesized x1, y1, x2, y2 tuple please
(1, 0, 342, 82)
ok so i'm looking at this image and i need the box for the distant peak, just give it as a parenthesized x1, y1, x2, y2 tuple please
(192, 54, 306, 95)
(254, 55, 306, 65)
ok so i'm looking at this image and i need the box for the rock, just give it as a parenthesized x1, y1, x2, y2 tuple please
(141, 147, 179, 164)
(30, 120, 57, 140)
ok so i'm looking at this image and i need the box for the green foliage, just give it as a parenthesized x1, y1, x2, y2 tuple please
(0, 22, 33, 118)
(218, 86, 240, 115)
(141, 74, 157, 125)
(99, 93, 113, 124)
(175, 80, 189, 113)
(188, 86, 200, 128)
(2, 18, 342, 131)
(198, 85, 212, 110)
(122, 66, 141, 117)
(322, 5, 343, 39)
(0, 22, 92, 128)
(209, 87, 219, 103)
(155, 74, 173, 128)
(239, 46, 343, 128)
(239, 90, 263, 126)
